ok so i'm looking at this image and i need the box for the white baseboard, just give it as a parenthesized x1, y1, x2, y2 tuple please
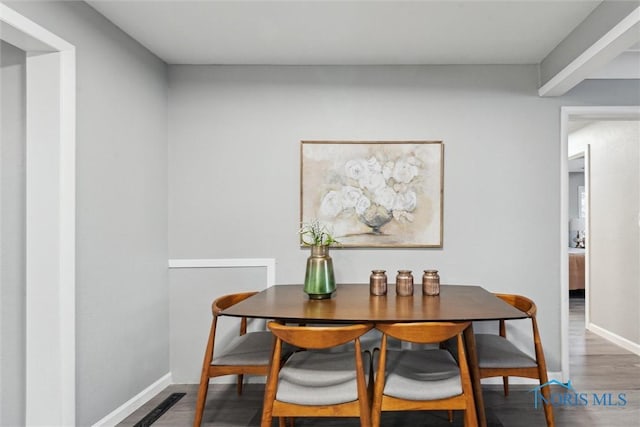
(481, 371, 563, 386)
(588, 322, 640, 356)
(92, 373, 172, 427)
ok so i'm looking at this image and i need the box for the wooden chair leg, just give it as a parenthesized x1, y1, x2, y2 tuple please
(371, 410, 380, 427)
(463, 404, 477, 427)
(543, 401, 555, 427)
(542, 397, 555, 427)
(502, 376, 509, 396)
(371, 395, 382, 427)
(260, 412, 273, 427)
(360, 405, 371, 427)
(536, 370, 555, 427)
(538, 382, 555, 427)
(278, 417, 286, 427)
(237, 374, 244, 395)
(193, 377, 210, 427)
(448, 410, 453, 422)
(535, 349, 554, 427)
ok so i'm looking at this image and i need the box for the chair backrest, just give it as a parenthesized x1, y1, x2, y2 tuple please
(267, 322, 374, 349)
(212, 291, 261, 336)
(262, 322, 374, 426)
(495, 293, 536, 318)
(212, 291, 258, 315)
(372, 321, 476, 426)
(376, 321, 470, 345)
(481, 293, 553, 427)
(195, 291, 269, 427)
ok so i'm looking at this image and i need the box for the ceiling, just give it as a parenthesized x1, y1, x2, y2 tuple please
(86, 0, 613, 65)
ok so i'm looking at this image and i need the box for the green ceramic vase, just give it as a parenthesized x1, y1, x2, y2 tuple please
(303, 245, 336, 299)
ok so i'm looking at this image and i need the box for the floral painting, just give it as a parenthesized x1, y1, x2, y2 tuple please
(300, 141, 443, 247)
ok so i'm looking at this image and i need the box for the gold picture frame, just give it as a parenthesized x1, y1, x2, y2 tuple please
(300, 141, 444, 248)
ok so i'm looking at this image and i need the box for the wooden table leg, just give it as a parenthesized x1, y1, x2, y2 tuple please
(463, 323, 486, 427)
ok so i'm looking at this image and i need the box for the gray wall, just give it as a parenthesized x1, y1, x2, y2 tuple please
(570, 121, 639, 345)
(167, 64, 640, 378)
(170, 267, 269, 383)
(1, 40, 26, 427)
(4, 2, 169, 425)
(568, 172, 585, 245)
(569, 172, 585, 221)
(4, 0, 640, 419)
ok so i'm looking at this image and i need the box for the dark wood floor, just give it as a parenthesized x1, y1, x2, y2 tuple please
(118, 296, 640, 426)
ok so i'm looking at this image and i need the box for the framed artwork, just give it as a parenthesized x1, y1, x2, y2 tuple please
(300, 141, 444, 248)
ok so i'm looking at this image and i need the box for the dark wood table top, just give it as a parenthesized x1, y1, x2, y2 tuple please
(222, 284, 525, 323)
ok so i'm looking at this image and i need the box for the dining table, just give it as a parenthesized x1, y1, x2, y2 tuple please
(222, 283, 526, 427)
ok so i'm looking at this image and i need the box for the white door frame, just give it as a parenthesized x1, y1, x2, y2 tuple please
(559, 105, 640, 382)
(0, 5, 76, 425)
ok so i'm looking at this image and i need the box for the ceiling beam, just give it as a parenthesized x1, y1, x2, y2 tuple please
(538, 2, 640, 97)
(0, 4, 71, 51)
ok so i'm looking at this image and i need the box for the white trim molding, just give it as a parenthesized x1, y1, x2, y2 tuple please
(168, 258, 276, 287)
(91, 373, 172, 427)
(559, 106, 640, 384)
(0, 4, 76, 425)
(588, 323, 640, 356)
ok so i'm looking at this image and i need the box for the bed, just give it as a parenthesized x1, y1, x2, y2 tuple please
(569, 248, 585, 290)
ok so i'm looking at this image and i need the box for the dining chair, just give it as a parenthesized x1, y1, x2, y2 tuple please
(194, 291, 287, 427)
(474, 293, 555, 427)
(371, 322, 477, 427)
(261, 322, 374, 427)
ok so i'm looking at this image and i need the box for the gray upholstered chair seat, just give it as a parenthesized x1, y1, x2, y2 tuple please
(276, 350, 371, 405)
(475, 334, 537, 368)
(212, 331, 275, 365)
(381, 349, 462, 401)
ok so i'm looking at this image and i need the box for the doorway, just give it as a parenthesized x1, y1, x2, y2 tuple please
(567, 148, 587, 313)
(0, 5, 76, 425)
(560, 106, 640, 381)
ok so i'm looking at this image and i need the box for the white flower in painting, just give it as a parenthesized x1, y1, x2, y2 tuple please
(393, 182, 409, 193)
(354, 196, 371, 215)
(374, 186, 397, 211)
(317, 153, 423, 232)
(382, 161, 394, 180)
(359, 171, 386, 192)
(366, 156, 382, 173)
(341, 186, 363, 208)
(393, 210, 415, 222)
(344, 159, 369, 181)
(320, 190, 343, 217)
(393, 190, 417, 212)
(392, 159, 419, 183)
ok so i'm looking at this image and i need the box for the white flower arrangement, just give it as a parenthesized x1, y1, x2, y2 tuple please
(299, 220, 339, 246)
(319, 154, 422, 233)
